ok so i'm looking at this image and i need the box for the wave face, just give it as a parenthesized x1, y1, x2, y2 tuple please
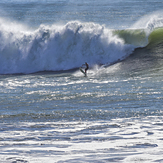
(0, 14, 163, 74)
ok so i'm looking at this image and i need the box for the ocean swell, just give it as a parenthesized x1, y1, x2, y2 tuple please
(0, 20, 134, 74)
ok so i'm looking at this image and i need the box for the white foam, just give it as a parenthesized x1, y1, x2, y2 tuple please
(1, 117, 163, 162)
(0, 20, 135, 74)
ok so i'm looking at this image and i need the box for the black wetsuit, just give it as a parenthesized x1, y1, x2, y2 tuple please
(85, 63, 89, 73)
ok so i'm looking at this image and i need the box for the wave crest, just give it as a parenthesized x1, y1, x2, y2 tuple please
(0, 20, 134, 74)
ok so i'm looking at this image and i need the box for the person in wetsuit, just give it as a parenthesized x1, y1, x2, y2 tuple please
(82, 62, 89, 74)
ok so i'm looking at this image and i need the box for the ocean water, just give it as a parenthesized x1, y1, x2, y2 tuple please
(0, 0, 163, 162)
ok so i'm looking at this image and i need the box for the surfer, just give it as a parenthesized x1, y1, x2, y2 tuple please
(80, 62, 89, 76)
(82, 62, 89, 74)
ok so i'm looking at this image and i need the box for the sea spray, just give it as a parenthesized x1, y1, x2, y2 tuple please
(131, 11, 163, 34)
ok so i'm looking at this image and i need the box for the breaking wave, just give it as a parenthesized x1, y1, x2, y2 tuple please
(0, 13, 163, 74)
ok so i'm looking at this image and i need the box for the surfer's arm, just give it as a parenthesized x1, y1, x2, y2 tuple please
(81, 64, 85, 68)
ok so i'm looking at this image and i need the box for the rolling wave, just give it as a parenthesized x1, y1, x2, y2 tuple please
(0, 16, 163, 74)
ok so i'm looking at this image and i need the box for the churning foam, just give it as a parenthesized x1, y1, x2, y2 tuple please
(0, 19, 136, 74)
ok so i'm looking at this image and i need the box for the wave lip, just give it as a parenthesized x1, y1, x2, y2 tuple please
(0, 20, 135, 74)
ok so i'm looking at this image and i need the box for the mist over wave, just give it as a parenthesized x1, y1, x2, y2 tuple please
(0, 12, 163, 74)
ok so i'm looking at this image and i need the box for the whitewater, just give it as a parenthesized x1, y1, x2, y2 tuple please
(0, 19, 135, 74)
(0, 0, 163, 163)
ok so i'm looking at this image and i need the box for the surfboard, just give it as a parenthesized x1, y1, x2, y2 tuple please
(79, 67, 87, 76)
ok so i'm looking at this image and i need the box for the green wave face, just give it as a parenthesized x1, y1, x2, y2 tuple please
(148, 27, 163, 47)
(114, 27, 163, 48)
(113, 29, 148, 47)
